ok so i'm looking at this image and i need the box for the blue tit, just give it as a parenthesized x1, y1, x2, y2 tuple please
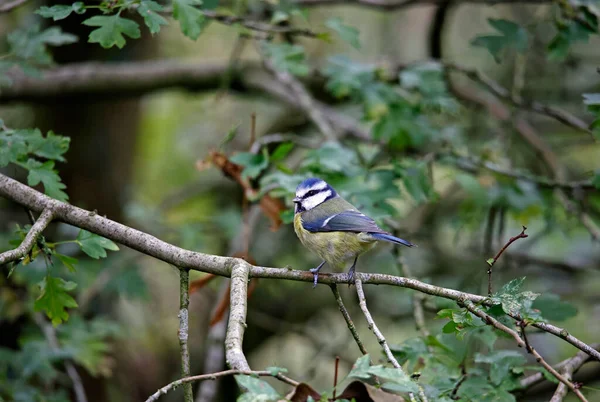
(292, 177, 414, 287)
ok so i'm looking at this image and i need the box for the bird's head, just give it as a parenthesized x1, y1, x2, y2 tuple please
(293, 178, 338, 213)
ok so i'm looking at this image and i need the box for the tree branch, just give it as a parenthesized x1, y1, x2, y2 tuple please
(330, 284, 369, 355)
(0, 208, 54, 265)
(463, 301, 588, 402)
(33, 313, 88, 402)
(0, 0, 28, 13)
(225, 261, 250, 371)
(179, 268, 194, 402)
(549, 346, 597, 401)
(261, 55, 338, 141)
(1, 172, 597, 363)
(145, 369, 299, 402)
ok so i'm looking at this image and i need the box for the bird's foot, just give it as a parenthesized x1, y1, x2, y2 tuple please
(347, 268, 356, 287)
(309, 261, 326, 289)
(309, 267, 320, 288)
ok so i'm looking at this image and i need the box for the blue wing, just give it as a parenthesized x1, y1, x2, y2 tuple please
(302, 210, 415, 247)
(303, 210, 385, 233)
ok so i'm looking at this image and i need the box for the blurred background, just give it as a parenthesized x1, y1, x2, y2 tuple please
(1, 0, 599, 401)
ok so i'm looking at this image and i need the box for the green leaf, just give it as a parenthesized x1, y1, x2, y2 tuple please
(592, 171, 600, 189)
(325, 17, 360, 49)
(235, 375, 280, 400)
(55, 253, 78, 273)
(347, 353, 372, 379)
(532, 294, 578, 322)
(397, 160, 435, 204)
(548, 20, 594, 61)
(34, 276, 78, 326)
(172, 0, 206, 40)
(138, 0, 168, 35)
(57, 317, 118, 376)
(490, 277, 540, 316)
(302, 141, 360, 174)
(8, 25, 78, 66)
(263, 43, 310, 76)
(36, 4, 83, 21)
(230, 149, 269, 179)
(471, 18, 528, 63)
(269, 142, 294, 162)
(26, 159, 69, 201)
(27, 130, 70, 161)
(390, 337, 429, 373)
(347, 354, 420, 394)
(83, 15, 141, 49)
(266, 366, 288, 376)
(0, 130, 28, 167)
(323, 56, 375, 99)
(76, 230, 119, 259)
(492, 277, 539, 314)
(372, 103, 430, 150)
(475, 350, 526, 386)
(369, 366, 419, 393)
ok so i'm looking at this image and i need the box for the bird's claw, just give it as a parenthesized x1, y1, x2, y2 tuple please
(309, 267, 319, 288)
(347, 268, 356, 287)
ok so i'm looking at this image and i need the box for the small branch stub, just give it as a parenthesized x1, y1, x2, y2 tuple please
(486, 226, 528, 296)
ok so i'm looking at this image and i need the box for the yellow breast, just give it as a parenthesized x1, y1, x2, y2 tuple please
(294, 213, 377, 270)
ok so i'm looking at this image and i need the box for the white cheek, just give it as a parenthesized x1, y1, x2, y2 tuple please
(301, 191, 331, 211)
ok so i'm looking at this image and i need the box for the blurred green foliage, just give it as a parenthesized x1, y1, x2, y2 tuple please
(1, 0, 599, 401)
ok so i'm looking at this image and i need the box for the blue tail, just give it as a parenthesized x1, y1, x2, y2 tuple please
(370, 232, 415, 247)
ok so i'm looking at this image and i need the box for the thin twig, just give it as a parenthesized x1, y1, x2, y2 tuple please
(330, 284, 369, 355)
(33, 314, 88, 402)
(0, 208, 54, 265)
(450, 367, 467, 400)
(526, 320, 600, 362)
(333, 356, 340, 400)
(249, 133, 319, 154)
(486, 226, 528, 296)
(354, 277, 404, 371)
(463, 301, 588, 402)
(145, 369, 299, 402)
(179, 268, 194, 402)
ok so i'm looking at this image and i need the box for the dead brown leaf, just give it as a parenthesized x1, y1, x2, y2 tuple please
(336, 381, 406, 402)
(283, 383, 322, 402)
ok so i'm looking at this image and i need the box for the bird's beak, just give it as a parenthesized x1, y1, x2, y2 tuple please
(292, 197, 301, 203)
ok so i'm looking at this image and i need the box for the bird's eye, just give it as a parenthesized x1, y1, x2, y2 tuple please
(307, 190, 317, 197)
